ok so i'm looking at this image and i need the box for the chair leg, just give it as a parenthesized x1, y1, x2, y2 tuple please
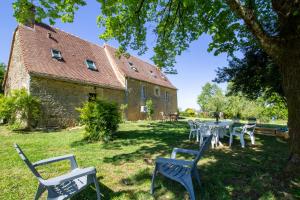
(34, 184, 45, 200)
(229, 133, 233, 147)
(193, 168, 201, 188)
(240, 134, 245, 148)
(150, 165, 157, 194)
(93, 175, 101, 200)
(189, 130, 192, 140)
(182, 177, 196, 200)
(250, 133, 255, 145)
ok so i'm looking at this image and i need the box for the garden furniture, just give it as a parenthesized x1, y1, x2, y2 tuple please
(188, 120, 198, 141)
(14, 144, 101, 200)
(150, 135, 213, 200)
(160, 112, 168, 122)
(229, 124, 256, 148)
(198, 121, 231, 148)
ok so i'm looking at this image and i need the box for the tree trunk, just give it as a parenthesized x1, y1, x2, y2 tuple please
(279, 45, 300, 175)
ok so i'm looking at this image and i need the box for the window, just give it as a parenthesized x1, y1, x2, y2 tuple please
(150, 70, 157, 78)
(141, 85, 146, 100)
(165, 91, 169, 102)
(154, 86, 160, 97)
(51, 49, 62, 60)
(85, 59, 97, 71)
(161, 74, 167, 80)
(88, 93, 97, 101)
(131, 66, 138, 72)
(128, 62, 138, 72)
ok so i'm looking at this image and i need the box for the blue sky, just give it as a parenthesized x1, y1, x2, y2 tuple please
(0, 1, 228, 110)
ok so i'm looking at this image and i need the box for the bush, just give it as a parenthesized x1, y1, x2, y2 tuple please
(146, 99, 154, 120)
(78, 99, 121, 142)
(0, 88, 41, 129)
(185, 108, 196, 117)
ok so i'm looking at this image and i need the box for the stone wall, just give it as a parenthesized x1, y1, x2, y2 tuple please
(4, 30, 30, 94)
(30, 76, 125, 127)
(126, 78, 178, 120)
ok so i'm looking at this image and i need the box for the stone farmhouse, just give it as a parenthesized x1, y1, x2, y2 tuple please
(3, 23, 177, 128)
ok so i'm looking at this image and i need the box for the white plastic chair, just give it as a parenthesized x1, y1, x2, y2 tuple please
(229, 124, 256, 148)
(198, 124, 216, 147)
(14, 144, 101, 200)
(188, 120, 198, 141)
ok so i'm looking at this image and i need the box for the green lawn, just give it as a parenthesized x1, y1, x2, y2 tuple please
(0, 121, 298, 200)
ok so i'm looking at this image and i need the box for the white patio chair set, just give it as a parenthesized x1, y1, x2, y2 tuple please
(188, 119, 256, 148)
(188, 119, 223, 148)
(15, 130, 214, 200)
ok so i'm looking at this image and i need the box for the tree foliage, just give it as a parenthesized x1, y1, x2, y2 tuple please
(0, 63, 6, 93)
(13, 0, 295, 71)
(197, 82, 287, 122)
(214, 46, 284, 100)
(197, 83, 223, 112)
(0, 88, 41, 129)
(13, 0, 86, 25)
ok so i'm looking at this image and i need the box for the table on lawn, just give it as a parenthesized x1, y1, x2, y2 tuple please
(201, 121, 232, 148)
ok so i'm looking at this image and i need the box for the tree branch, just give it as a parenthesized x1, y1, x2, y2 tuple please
(225, 0, 280, 58)
(135, 0, 145, 14)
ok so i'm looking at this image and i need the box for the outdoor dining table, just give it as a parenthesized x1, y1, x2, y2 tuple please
(202, 121, 233, 147)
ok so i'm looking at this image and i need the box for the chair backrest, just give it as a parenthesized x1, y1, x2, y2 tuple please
(243, 124, 256, 133)
(193, 134, 213, 165)
(247, 117, 257, 125)
(198, 124, 211, 136)
(14, 144, 42, 179)
(187, 120, 195, 129)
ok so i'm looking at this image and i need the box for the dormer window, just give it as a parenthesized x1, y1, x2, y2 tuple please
(161, 75, 167, 80)
(51, 49, 62, 60)
(131, 66, 138, 72)
(150, 70, 157, 78)
(85, 59, 97, 71)
(128, 62, 138, 72)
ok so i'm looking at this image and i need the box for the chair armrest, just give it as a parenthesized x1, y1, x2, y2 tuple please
(171, 148, 198, 159)
(42, 167, 96, 186)
(232, 126, 243, 133)
(33, 154, 78, 169)
(156, 157, 193, 167)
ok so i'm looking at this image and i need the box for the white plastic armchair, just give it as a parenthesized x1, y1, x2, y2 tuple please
(14, 144, 101, 200)
(188, 120, 198, 141)
(151, 135, 213, 200)
(229, 124, 256, 148)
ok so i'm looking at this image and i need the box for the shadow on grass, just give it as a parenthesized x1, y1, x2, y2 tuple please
(73, 120, 296, 199)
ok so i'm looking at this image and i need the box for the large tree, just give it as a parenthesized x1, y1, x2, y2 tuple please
(12, 0, 300, 172)
(197, 83, 223, 112)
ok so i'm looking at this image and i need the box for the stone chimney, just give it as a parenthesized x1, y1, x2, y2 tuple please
(24, 4, 36, 28)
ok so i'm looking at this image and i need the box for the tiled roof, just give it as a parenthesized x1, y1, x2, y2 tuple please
(104, 45, 176, 89)
(14, 23, 176, 90)
(18, 23, 124, 90)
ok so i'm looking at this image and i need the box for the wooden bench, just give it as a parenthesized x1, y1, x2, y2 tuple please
(255, 127, 289, 139)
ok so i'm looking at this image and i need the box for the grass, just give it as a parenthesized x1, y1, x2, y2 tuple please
(0, 120, 299, 200)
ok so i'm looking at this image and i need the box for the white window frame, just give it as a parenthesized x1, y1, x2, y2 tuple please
(165, 91, 170, 102)
(154, 86, 160, 97)
(141, 85, 146, 100)
(85, 59, 97, 71)
(51, 49, 62, 60)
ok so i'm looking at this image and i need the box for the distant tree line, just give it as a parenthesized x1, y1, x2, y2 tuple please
(194, 82, 287, 122)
